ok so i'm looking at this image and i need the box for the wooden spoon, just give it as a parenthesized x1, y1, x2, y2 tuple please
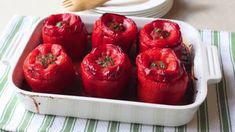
(62, 0, 109, 12)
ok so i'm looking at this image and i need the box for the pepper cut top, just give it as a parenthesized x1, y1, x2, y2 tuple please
(140, 19, 182, 48)
(23, 44, 72, 80)
(81, 44, 132, 81)
(136, 48, 185, 82)
(42, 13, 85, 36)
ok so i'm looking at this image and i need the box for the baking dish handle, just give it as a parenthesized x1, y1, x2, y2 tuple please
(206, 45, 222, 84)
(1, 31, 27, 66)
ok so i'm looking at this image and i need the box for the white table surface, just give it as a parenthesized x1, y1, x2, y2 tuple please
(0, 0, 235, 34)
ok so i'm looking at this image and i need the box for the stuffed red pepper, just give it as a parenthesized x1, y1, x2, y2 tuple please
(136, 48, 189, 105)
(23, 44, 76, 94)
(42, 13, 88, 60)
(139, 19, 184, 54)
(92, 13, 138, 54)
(139, 19, 192, 71)
(81, 44, 132, 99)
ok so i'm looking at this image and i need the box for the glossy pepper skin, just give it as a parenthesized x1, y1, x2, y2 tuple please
(139, 20, 183, 55)
(92, 13, 138, 54)
(23, 44, 76, 94)
(139, 20, 192, 71)
(136, 48, 189, 105)
(42, 13, 88, 60)
(81, 44, 132, 99)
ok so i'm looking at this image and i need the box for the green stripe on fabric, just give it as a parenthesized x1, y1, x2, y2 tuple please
(0, 16, 39, 59)
(61, 117, 76, 132)
(0, 95, 18, 127)
(130, 123, 141, 132)
(107, 122, 111, 132)
(228, 32, 235, 130)
(85, 119, 97, 132)
(213, 31, 235, 131)
(212, 31, 223, 131)
(0, 128, 6, 132)
(0, 65, 9, 82)
(213, 31, 222, 132)
(0, 16, 24, 59)
(218, 32, 233, 132)
(0, 82, 8, 97)
(84, 120, 89, 132)
(0, 66, 10, 95)
(38, 115, 55, 132)
(231, 32, 235, 66)
(197, 30, 209, 132)
(153, 125, 163, 132)
(0, 17, 23, 93)
(212, 31, 219, 47)
(197, 101, 209, 132)
(176, 125, 186, 132)
(0, 16, 26, 94)
(216, 74, 227, 131)
(0, 16, 35, 131)
(216, 72, 230, 132)
(214, 31, 232, 132)
(0, 16, 40, 61)
(0, 16, 39, 131)
(16, 111, 34, 131)
(215, 84, 222, 132)
(2, 17, 37, 59)
(0, 17, 19, 51)
(108, 121, 119, 132)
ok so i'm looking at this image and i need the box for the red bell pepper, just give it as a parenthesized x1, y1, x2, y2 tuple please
(91, 13, 138, 54)
(80, 44, 132, 99)
(23, 44, 76, 94)
(42, 13, 88, 60)
(139, 19, 192, 72)
(136, 48, 189, 105)
(139, 19, 183, 53)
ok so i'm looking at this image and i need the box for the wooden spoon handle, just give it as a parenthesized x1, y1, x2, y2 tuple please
(68, 0, 109, 11)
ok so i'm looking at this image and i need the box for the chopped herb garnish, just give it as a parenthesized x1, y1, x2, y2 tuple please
(55, 21, 69, 28)
(164, 32, 170, 38)
(159, 61, 166, 69)
(107, 21, 125, 32)
(150, 62, 157, 68)
(96, 56, 114, 68)
(56, 21, 63, 27)
(36, 53, 56, 68)
(151, 28, 171, 40)
(150, 61, 166, 69)
(154, 28, 162, 33)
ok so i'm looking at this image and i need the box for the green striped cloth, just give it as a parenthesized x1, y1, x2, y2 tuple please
(0, 15, 234, 132)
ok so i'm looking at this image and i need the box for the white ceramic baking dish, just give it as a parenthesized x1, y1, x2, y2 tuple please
(3, 14, 222, 126)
